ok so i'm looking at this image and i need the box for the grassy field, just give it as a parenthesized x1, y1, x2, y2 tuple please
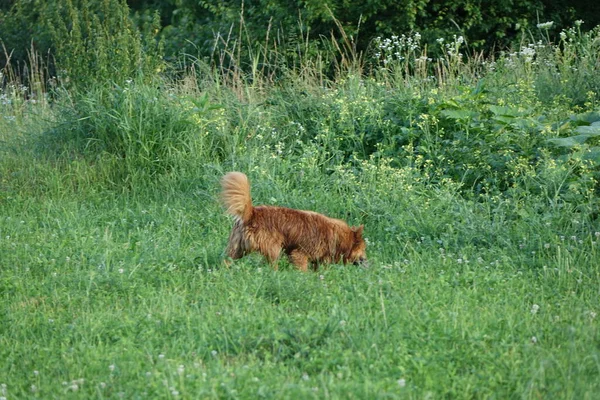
(1, 25, 600, 399)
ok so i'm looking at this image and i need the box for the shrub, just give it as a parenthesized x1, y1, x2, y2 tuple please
(44, 0, 164, 90)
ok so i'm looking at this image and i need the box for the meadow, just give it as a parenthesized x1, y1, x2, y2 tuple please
(1, 21, 600, 399)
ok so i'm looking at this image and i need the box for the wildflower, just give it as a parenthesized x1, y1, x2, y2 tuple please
(177, 365, 185, 375)
(531, 336, 537, 344)
(158, 354, 165, 360)
(100, 382, 106, 389)
(118, 268, 124, 274)
(575, 20, 584, 26)
(531, 304, 540, 314)
(397, 378, 406, 387)
(211, 350, 218, 357)
(536, 21, 554, 30)
(302, 372, 310, 381)
(109, 364, 115, 372)
(560, 32, 567, 40)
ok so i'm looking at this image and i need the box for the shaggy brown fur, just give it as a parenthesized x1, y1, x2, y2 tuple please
(221, 172, 367, 271)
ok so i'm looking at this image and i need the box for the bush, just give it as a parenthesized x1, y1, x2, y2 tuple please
(46, 0, 164, 89)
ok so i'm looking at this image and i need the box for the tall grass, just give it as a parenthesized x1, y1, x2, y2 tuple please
(1, 18, 599, 399)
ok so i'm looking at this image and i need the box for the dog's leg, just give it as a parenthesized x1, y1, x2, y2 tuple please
(225, 220, 248, 263)
(264, 247, 282, 271)
(288, 250, 309, 272)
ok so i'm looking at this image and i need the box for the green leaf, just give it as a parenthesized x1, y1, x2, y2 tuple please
(581, 147, 600, 165)
(574, 125, 600, 135)
(547, 136, 589, 147)
(569, 111, 600, 125)
(440, 109, 478, 120)
(488, 105, 524, 117)
(547, 126, 600, 148)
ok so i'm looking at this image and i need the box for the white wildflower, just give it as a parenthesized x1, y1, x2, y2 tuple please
(531, 304, 540, 314)
(536, 21, 554, 30)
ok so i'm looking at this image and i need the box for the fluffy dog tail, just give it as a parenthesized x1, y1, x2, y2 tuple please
(221, 172, 253, 223)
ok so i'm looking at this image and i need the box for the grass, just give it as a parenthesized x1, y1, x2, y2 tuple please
(1, 23, 600, 399)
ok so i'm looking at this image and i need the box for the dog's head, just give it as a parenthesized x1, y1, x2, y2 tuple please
(349, 225, 368, 267)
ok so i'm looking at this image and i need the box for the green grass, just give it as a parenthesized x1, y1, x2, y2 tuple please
(1, 190, 599, 399)
(1, 24, 600, 399)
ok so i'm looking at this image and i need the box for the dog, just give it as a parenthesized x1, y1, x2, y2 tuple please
(221, 172, 367, 271)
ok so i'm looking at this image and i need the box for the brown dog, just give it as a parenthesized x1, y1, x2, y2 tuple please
(221, 172, 367, 271)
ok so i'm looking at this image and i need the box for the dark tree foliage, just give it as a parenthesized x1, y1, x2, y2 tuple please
(123, 0, 599, 58)
(1, 0, 599, 71)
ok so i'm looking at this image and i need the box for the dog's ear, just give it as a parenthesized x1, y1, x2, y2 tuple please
(352, 225, 364, 238)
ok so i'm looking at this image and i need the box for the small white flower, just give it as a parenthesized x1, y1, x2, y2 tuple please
(397, 378, 406, 387)
(531, 336, 538, 344)
(211, 350, 218, 357)
(118, 268, 124, 274)
(100, 382, 106, 389)
(302, 372, 310, 381)
(158, 354, 165, 360)
(531, 304, 540, 314)
(575, 20, 584, 26)
(536, 21, 554, 30)
(109, 364, 115, 372)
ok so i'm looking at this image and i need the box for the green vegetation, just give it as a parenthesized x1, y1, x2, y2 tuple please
(1, 3, 599, 398)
